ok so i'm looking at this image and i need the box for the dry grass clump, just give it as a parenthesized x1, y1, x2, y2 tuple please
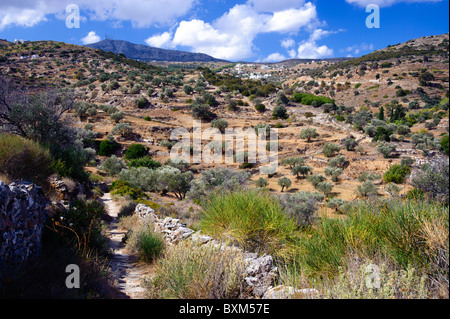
(144, 241, 248, 299)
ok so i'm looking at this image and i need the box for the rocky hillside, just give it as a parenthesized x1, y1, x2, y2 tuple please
(86, 39, 228, 63)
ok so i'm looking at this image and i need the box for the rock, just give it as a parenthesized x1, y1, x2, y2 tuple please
(191, 233, 213, 244)
(135, 204, 157, 221)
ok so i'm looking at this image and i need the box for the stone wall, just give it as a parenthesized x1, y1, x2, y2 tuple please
(0, 181, 48, 285)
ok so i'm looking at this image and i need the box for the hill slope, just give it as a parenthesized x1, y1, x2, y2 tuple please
(86, 39, 227, 63)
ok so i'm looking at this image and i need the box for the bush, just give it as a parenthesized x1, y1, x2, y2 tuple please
(342, 137, 358, 151)
(384, 164, 411, 184)
(255, 103, 266, 112)
(316, 181, 334, 196)
(129, 224, 165, 263)
(191, 104, 216, 121)
(378, 142, 396, 158)
(98, 155, 127, 176)
(124, 144, 148, 160)
(411, 158, 449, 204)
(137, 97, 150, 109)
(0, 134, 53, 184)
(199, 189, 298, 258)
(293, 93, 334, 106)
(273, 105, 288, 120)
(278, 192, 324, 228)
(323, 143, 341, 158)
(324, 167, 343, 182)
(111, 123, 132, 138)
(357, 181, 378, 197)
(255, 177, 268, 188)
(187, 168, 250, 203)
(128, 156, 161, 170)
(441, 134, 449, 156)
(98, 139, 120, 157)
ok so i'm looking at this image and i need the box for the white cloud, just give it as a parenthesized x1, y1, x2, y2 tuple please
(153, 2, 319, 60)
(345, 0, 441, 8)
(264, 4, 317, 33)
(297, 41, 334, 59)
(247, 0, 305, 12)
(262, 52, 288, 62)
(281, 38, 295, 49)
(0, 0, 196, 30)
(145, 32, 174, 49)
(81, 31, 101, 44)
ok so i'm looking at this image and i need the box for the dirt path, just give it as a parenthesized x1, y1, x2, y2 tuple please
(101, 193, 148, 299)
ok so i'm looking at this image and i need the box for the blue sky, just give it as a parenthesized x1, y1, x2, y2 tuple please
(0, 0, 448, 62)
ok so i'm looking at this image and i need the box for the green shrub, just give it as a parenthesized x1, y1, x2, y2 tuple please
(293, 93, 334, 106)
(278, 192, 324, 228)
(0, 134, 53, 184)
(128, 156, 161, 169)
(323, 143, 341, 158)
(255, 177, 268, 188)
(137, 96, 150, 109)
(124, 144, 148, 160)
(441, 134, 449, 156)
(131, 225, 165, 263)
(273, 105, 288, 120)
(199, 189, 298, 258)
(98, 155, 127, 176)
(98, 139, 120, 157)
(384, 164, 411, 184)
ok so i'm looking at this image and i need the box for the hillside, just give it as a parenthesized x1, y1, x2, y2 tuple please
(0, 34, 449, 300)
(86, 39, 228, 63)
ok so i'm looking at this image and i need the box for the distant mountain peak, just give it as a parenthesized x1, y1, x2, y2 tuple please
(86, 39, 227, 63)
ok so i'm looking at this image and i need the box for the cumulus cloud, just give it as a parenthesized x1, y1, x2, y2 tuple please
(145, 32, 175, 49)
(261, 52, 288, 62)
(297, 41, 334, 59)
(81, 31, 101, 44)
(345, 0, 442, 8)
(247, 0, 306, 12)
(281, 38, 295, 49)
(0, 0, 196, 30)
(147, 2, 320, 60)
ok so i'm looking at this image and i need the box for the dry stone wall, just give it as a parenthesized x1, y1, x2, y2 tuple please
(0, 181, 48, 286)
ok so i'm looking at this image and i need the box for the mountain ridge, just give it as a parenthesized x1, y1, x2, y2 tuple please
(86, 39, 228, 63)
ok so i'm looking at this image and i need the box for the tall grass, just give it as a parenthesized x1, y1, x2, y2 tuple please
(144, 241, 248, 299)
(199, 188, 299, 260)
(288, 198, 448, 298)
(0, 133, 53, 185)
(127, 224, 166, 263)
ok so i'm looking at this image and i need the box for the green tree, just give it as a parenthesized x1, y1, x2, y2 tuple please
(278, 177, 292, 192)
(300, 128, 319, 143)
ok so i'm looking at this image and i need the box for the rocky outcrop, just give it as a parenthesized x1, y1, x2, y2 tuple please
(0, 181, 48, 285)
